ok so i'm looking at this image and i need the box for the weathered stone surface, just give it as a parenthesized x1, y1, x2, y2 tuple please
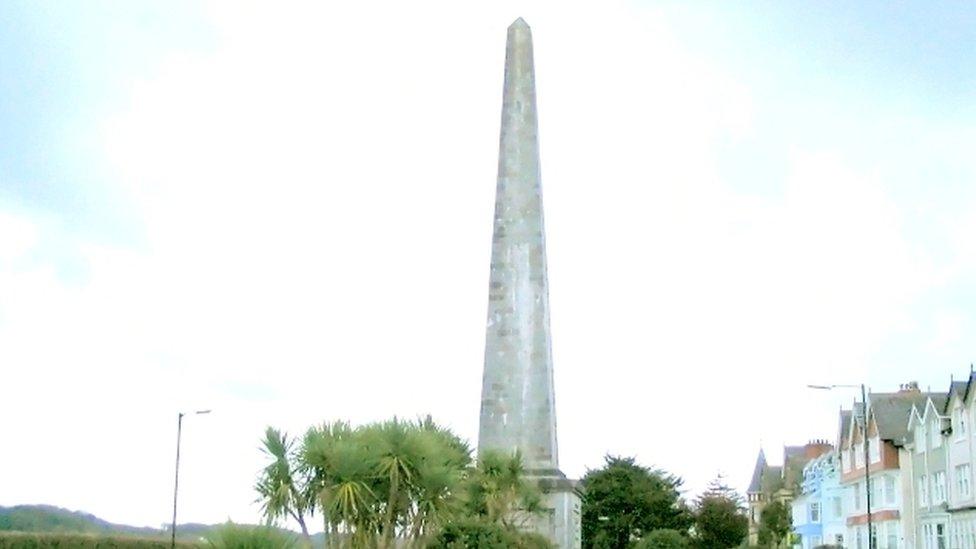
(478, 16, 558, 472)
(477, 18, 582, 549)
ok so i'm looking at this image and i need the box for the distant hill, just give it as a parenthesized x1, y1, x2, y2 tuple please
(0, 504, 314, 543)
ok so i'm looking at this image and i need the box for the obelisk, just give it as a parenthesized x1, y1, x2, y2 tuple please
(478, 18, 580, 549)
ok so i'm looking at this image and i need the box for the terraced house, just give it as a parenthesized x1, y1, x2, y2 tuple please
(791, 447, 847, 548)
(904, 374, 976, 548)
(906, 390, 951, 548)
(778, 375, 976, 549)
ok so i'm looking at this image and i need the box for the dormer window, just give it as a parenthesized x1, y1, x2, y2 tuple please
(917, 424, 927, 453)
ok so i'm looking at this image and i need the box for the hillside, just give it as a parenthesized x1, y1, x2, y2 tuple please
(0, 505, 313, 543)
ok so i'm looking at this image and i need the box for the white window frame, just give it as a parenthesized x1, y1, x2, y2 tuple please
(957, 464, 972, 498)
(809, 501, 820, 523)
(885, 475, 896, 505)
(932, 418, 943, 448)
(869, 437, 881, 463)
(935, 471, 948, 503)
(918, 423, 928, 453)
(920, 475, 929, 506)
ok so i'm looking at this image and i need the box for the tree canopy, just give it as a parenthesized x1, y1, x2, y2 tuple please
(757, 500, 791, 548)
(693, 476, 748, 549)
(580, 456, 693, 549)
(254, 416, 547, 549)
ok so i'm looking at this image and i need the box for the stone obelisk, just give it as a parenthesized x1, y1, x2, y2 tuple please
(478, 18, 580, 549)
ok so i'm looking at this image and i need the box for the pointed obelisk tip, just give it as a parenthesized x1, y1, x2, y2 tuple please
(509, 17, 530, 30)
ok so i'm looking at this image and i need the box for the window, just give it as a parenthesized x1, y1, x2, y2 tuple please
(832, 496, 842, 518)
(843, 449, 852, 472)
(835, 534, 844, 546)
(809, 502, 820, 523)
(856, 526, 864, 549)
(957, 407, 968, 438)
(854, 482, 862, 510)
(932, 419, 943, 448)
(869, 437, 881, 462)
(920, 475, 929, 506)
(810, 534, 822, 548)
(958, 464, 972, 498)
(885, 475, 896, 505)
(918, 424, 928, 453)
(856, 446, 865, 468)
(937, 523, 947, 549)
(935, 471, 948, 503)
(887, 521, 899, 549)
(871, 478, 882, 506)
(871, 524, 878, 549)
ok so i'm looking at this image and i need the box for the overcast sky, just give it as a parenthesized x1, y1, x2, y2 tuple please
(2, 0, 976, 531)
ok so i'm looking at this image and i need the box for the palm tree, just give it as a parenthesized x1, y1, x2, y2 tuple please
(467, 450, 544, 529)
(255, 427, 313, 545)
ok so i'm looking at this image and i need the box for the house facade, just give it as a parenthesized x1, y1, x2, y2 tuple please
(791, 449, 846, 548)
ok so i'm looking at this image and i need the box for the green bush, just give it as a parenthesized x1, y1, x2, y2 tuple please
(204, 522, 297, 549)
(635, 528, 688, 549)
(0, 531, 200, 548)
(426, 518, 553, 549)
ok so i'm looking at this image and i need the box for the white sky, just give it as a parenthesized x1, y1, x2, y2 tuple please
(2, 0, 975, 531)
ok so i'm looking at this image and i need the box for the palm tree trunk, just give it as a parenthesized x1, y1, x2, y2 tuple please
(382, 472, 400, 549)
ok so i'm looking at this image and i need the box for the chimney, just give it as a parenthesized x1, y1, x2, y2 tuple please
(900, 381, 920, 393)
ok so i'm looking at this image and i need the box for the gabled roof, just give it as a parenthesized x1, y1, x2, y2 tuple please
(870, 390, 940, 445)
(838, 409, 852, 446)
(944, 380, 968, 414)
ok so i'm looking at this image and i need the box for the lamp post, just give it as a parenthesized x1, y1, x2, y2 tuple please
(808, 383, 872, 549)
(171, 409, 211, 549)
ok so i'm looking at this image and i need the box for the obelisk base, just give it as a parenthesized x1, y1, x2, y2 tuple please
(527, 473, 581, 549)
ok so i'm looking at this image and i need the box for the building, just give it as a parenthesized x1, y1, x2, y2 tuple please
(791, 446, 846, 548)
(747, 442, 832, 545)
(838, 384, 932, 548)
(905, 389, 951, 548)
(945, 377, 976, 548)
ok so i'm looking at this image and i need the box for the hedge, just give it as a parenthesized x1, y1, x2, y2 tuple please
(0, 531, 201, 548)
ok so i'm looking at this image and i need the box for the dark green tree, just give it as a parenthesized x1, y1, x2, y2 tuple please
(757, 500, 791, 548)
(580, 456, 693, 549)
(635, 529, 688, 549)
(693, 476, 747, 549)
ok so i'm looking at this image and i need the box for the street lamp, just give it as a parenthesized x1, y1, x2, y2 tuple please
(171, 409, 211, 549)
(808, 383, 872, 549)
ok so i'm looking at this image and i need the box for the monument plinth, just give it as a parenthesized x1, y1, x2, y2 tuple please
(477, 18, 581, 549)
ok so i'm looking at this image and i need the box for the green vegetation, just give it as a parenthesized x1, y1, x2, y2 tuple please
(254, 416, 547, 548)
(204, 522, 299, 548)
(634, 529, 688, 549)
(757, 500, 791, 548)
(692, 476, 748, 549)
(0, 531, 198, 548)
(426, 517, 552, 548)
(580, 456, 694, 549)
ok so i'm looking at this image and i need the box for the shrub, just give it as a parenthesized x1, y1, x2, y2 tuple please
(426, 518, 553, 549)
(636, 529, 689, 549)
(0, 531, 200, 548)
(204, 522, 297, 548)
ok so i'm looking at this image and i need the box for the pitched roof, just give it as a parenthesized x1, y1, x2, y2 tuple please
(870, 390, 940, 445)
(747, 449, 767, 493)
(943, 381, 967, 413)
(838, 409, 852, 444)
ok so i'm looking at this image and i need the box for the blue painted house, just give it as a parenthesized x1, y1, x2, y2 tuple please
(792, 442, 847, 548)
